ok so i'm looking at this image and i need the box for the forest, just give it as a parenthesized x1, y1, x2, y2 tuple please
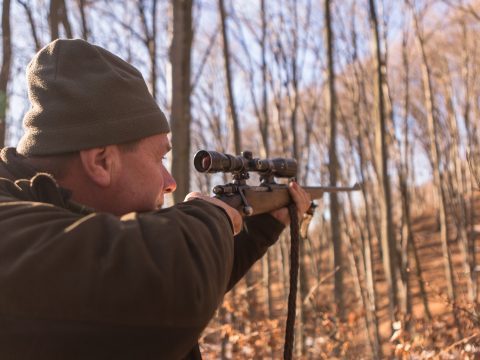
(1, 0, 480, 358)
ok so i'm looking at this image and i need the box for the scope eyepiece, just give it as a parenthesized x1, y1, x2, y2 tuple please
(193, 150, 297, 178)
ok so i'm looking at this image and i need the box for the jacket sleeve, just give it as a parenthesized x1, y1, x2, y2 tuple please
(0, 190, 233, 358)
(227, 213, 285, 291)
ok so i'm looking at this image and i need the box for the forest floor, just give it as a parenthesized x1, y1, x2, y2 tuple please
(373, 204, 480, 359)
(200, 198, 480, 359)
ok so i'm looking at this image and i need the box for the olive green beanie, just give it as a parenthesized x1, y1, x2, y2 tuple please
(17, 39, 170, 156)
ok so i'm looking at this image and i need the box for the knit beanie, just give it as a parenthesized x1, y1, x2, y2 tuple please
(17, 39, 170, 156)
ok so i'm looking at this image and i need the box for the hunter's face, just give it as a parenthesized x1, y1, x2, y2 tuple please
(117, 133, 176, 212)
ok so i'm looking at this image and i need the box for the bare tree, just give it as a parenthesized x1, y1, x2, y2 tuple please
(260, 0, 270, 157)
(408, 1, 459, 331)
(218, 0, 240, 154)
(398, 20, 431, 323)
(76, 0, 89, 40)
(460, 18, 478, 301)
(325, 0, 344, 320)
(49, 0, 72, 40)
(440, 60, 475, 304)
(368, 0, 399, 326)
(0, 0, 11, 147)
(170, 0, 193, 203)
(49, 0, 60, 40)
(343, 2, 381, 355)
(17, 0, 41, 50)
(138, 0, 159, 99)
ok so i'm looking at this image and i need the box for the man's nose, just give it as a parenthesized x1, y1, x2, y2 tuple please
(163, 171, 177, 193)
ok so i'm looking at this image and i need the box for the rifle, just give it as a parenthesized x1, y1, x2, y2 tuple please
(194, 150, 361, 216)
(194, 149, 361, 360)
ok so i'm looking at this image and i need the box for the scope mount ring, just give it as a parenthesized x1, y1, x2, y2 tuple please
(259, 173, 276, 185)
(232, 170, 250, 183)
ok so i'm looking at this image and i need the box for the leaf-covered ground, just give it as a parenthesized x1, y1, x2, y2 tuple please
(200, 200, 480, 359)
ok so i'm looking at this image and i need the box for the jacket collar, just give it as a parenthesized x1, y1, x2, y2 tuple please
(0, 148, 38, 180)
(0, 147, 93, 214)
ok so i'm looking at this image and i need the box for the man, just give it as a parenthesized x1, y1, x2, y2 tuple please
(0, 39, 310, 359)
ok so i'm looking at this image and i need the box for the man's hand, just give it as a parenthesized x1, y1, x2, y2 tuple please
(269, 182, 312, 226)
(185, 192, 243, 235)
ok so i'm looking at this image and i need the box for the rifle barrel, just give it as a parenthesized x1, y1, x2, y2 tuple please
(305, 183, 361, 200)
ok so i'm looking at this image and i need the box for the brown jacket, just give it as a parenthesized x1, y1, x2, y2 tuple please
(0, 148, 284, 359)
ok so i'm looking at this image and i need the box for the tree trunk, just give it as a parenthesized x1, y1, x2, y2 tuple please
(260, 0, 269, 157)
(343, 196, 381, 359)
(410, 4, 458, 325)
(410, 235, 432, 320)
(0, 0, 11, 148)
(17, 0, 41, 51)
(170, 0, 193, 203)
(263, 251, 274, 319)
(138, 0, 158, 100)
(218, 0, 240, 154)
(368, 0, 398, 326)
(151, 0, 158, 100)
(398, 22, 432, 325)
(349, 8, 382, 354)
(77, 0, 89, 40)
(461, 21, 478, 301)
(398, 23, 411, 323)
(441, 68, 474, 303)
(289, 1, 299, 162)
(49, 0, 60, 40)
(49, 0, 72, 40)
(325, 0, 343, 320)
(60, 0, 72, 38)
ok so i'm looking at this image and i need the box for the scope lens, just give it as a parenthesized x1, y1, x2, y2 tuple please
(202, 156, 211, 170)
(193, 150, 212, 172)
(194, 150, 240, 172)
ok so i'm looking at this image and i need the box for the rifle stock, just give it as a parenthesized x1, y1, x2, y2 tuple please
(216, 183, 361, 216)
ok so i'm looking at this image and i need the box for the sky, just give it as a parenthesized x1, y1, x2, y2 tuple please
(2, 0, 456, 191)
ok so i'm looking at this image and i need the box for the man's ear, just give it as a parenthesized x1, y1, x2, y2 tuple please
(79, 147, 117, 187)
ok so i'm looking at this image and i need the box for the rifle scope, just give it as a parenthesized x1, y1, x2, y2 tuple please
(194, 150, 297, 178)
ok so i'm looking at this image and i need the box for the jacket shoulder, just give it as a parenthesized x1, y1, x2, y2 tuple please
(0, 177, 25, 202)
(0, 173, 66, 207)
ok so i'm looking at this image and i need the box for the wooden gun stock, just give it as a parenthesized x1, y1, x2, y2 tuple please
(216, 183, 361, 216)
